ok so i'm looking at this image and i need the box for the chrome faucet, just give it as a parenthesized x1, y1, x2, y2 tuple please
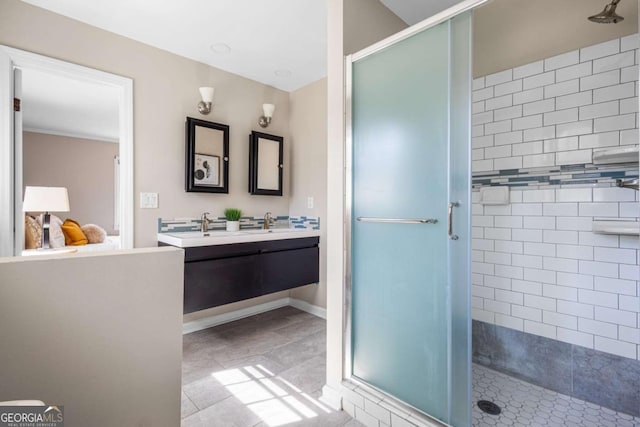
(201, 212, 210, 232)
(263, 212, 273, 230)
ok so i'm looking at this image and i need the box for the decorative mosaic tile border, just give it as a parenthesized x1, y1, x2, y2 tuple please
(472, 162, 638, 189)
(158, 215, 289, 233)
(290, 216, 320, 230)
(158, 215, 320, 233)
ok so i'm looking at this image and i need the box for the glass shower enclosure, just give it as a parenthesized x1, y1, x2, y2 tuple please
(346, 6, 476, 427)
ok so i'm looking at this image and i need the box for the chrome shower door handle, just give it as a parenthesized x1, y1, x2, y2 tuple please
(356, 217, 438, 224)
(448, 202, 459, 240)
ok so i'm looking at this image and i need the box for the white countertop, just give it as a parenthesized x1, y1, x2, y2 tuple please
(157, 228, 320, 248)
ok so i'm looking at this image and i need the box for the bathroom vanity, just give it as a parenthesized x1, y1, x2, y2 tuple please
(158, 229, 319, 313)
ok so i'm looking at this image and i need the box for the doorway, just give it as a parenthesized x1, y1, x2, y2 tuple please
(0, 45, 134, 256)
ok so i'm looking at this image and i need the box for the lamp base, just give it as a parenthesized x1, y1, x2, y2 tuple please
(41, 212, 51, 249)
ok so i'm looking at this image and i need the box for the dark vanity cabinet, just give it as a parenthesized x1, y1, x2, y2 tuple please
(170, 237, 319, 314)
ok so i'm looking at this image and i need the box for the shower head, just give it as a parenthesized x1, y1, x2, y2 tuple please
(589, 0, 624, 24)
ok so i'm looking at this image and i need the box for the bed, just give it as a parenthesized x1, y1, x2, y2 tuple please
(72, 235, 121, 252)
(24, 214, 121, 253)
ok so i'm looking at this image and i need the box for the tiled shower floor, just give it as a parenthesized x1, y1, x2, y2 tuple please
(473, 363, 640, 427)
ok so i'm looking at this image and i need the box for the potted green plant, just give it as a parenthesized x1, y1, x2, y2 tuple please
(224, 208, 242, 232)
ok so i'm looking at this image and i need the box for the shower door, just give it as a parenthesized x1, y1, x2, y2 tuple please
(348, 10, 472, 427)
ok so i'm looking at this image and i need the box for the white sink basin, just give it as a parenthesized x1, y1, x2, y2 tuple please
(165, 231, 245, 238)
(158, 228, 320, 248)
(241, 228, 300, 234)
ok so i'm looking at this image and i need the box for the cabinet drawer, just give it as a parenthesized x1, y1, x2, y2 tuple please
(184, 242, 262, 262)
(184, 254, 261, 313)
(261, 247, 320, 294)
(258, 237, 319, 253)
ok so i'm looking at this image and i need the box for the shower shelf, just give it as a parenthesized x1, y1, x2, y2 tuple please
(592, 219, 640, 236)
(592, 145, 639, 165)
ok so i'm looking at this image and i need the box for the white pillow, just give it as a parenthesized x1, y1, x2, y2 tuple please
(45, 214, 66, 248)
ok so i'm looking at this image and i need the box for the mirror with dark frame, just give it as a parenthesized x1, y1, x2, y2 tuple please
(248, 131, 283, 196)
(185, 117, 229, 193)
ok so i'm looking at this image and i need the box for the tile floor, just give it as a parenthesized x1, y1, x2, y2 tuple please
(473, 363, 640, 427)
(181, 307, 640, 427)
(181, 306, 361, 427)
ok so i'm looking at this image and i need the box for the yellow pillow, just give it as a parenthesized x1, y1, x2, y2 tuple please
(61, 219, 88, 246)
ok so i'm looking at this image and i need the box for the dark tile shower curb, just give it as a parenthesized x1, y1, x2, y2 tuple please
(473, 320, 640, 417)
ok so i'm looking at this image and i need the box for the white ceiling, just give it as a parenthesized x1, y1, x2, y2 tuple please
(22, 0, 328, 92)
(20, 0, 461, 92)
(21, 68, 120, 143)
(381, 0, 463, 25)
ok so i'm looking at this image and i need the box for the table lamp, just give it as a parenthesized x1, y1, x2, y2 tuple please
(22, 186, 70, 249)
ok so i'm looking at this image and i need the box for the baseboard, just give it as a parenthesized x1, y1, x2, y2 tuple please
(289, 297, 327, 319)
(182, 298, 290, 334)
(183, 297, 326, 334)
(320, 384, 342, 410)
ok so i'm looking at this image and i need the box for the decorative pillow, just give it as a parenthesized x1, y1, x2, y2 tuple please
(81, 224, 107, 244)
(24, 215, 42, 249)
(47, 215, 66, 248)
(61, 219, 88, 246)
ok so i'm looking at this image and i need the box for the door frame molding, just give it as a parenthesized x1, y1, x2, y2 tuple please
(343, 0, 485, 424)
(350, 0, 487, 62)
(0, 50, 14, 256)
(0, 45, 134, 255)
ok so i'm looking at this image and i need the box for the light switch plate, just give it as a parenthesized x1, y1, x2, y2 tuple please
(307, 197, 314, 209)
(140, 192, 158, 209)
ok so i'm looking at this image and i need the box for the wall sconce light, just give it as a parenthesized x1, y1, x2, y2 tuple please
(258, 103, 275, 128)
(198, 87, 215, 115)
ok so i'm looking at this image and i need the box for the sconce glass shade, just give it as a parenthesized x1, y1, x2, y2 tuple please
(259, 103, 275, 128)
(262, 103, 275, 118)
(199, 87, 215, 103)
(23, 186, 70, 212)
(198, 87, 215, 115)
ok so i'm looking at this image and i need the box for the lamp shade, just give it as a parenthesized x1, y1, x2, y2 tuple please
(199, 87, 215, 103)
(23, 186, 70, 212)
(262, 103, 275, 118)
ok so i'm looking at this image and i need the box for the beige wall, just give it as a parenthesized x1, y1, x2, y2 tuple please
(23, 131, 119, 235)
(344, 0, 408, 55)
(474, 0, 638, 77)
(288, 0, 405, 312)
(0, 0, 296, 323)
(0, 247, 184, 427)
(1, 0, 405, 323)
(288, 79, 328, 308)
(0, 0, 290, 250)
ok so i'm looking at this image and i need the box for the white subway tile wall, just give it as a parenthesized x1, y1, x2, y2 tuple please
(472, 35, 640, 361)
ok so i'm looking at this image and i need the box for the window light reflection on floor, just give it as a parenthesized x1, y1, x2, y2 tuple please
(211, 364, 332, 426)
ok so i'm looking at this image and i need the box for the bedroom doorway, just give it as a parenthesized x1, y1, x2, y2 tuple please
(0, 46, 133, 256)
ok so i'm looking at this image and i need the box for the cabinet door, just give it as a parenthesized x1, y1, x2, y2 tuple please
(184, 254, 261, 313)
(261, 247, 319, 294)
